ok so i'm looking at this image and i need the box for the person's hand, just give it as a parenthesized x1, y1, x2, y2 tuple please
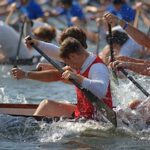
(62, 70, 76, 80)
(134, 2, 143, 11)
(109, 60, 129, 71)
(62, 66, 84, 84)
(36, 63, 55, 71)
(24, 36, 39, 49)
(128, 100, 141, 110)
(11, 68, 26, 80)
(85, 6, 98, 13)
(8, 2, 17, 12)
(62, 66, 75, 80)
(96, 17, 103, 26)
(103, 12, 119, 26)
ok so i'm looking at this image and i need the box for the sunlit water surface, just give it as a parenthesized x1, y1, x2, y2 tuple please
(0, 63, 150, 150)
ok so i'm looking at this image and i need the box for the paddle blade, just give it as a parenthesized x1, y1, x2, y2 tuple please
(83, 89, 117, 127)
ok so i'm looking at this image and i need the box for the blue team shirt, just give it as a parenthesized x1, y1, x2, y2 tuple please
(20, 0, 44, 19)
(56, 1, 85, 26)
(107, 3, 135, 22)
(7, 0, 16, 4)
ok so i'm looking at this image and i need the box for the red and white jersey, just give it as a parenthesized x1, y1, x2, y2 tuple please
(74, 55, 112, 119)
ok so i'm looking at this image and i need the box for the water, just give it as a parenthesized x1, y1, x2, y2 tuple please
(1, 7, 150, 149)
(0, 63, 150, 150)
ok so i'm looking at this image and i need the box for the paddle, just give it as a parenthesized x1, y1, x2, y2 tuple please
(13, 20, 25, 68)
(27, 36, 117, 127)
(108, 24, 150, 97)
(107, 23, 119, 84)
(96, 23, 101, 55)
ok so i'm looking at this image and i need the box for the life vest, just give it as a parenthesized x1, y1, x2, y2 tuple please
(74, 56, 112, 119)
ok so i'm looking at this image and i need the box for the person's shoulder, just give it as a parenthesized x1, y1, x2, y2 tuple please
(0, 21, 14, 32)
(72, 2, 82, 9)
(122, 3, 134, 11)
(90, 61, 108, 71)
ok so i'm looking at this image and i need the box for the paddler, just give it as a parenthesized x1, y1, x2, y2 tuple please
(11, 26, 113, 120)
(104, 13, 150, 115)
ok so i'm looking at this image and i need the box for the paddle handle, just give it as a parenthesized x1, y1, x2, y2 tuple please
(13, 21, 25, 68)
(108, 23, 119, 84)
(108, 23, 115, 62)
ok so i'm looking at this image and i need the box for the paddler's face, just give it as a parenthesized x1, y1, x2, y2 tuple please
(63, 53, 81, 70)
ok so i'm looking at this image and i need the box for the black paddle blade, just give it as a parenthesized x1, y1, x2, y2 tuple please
(13, 21, 25, 68)
(83, 89, 117, 127)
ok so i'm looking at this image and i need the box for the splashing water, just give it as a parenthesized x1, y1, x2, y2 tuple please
(0, 87, 5, 100)
(1, 64, 150, 150)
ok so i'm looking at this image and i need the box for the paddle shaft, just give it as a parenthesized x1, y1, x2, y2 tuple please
(96, 24, 101, 55)
(14, 21, 25, 68)
(108, 24, 115, 62)
(108, 23, 119, 84)
(108, 24, 150, 97)
(31, 43, 117, 127)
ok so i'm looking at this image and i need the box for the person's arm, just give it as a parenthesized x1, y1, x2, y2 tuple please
(82, 63, 110, 99)
(5, 3, 17, 24)
(116, 56, 150, 64)
(99, 45, 110, 64)
(27, 70, 62, 82)
(85, 6, 98, 13)
(61, 63, 110, 99)
(103, 13, 150, 49)
(11, 68, 62, 82)
(141, 12, 150, 28)
(0, 0, 8, 7)
(38, 41, 62, 62)
(126, 63, 150, 76)
(25, 37, 62, 62)
(119, 20, 150, 48)
(111, 60, 150, 76)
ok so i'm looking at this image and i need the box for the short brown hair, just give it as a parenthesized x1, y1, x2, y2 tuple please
(33, 26, 56, 42)
(59, 26, 87, 49)
(60, 37, 85, 59)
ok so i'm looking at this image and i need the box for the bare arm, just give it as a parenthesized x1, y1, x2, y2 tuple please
(119, 20, 150, 48)
(12, 68, 62, 82)
(0, 0, 7, 7)
(99, 45, 110, 64)
(27, 70, 62, 82)
(103, 13, 150, 49)
(111, 61, 150, 76)
(123, 62, 150, 76)
(116, 56, 150, 64)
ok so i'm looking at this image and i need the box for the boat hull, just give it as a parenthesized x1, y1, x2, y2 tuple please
(0, 103, 38, 115)
(0, 103, 72, 122)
